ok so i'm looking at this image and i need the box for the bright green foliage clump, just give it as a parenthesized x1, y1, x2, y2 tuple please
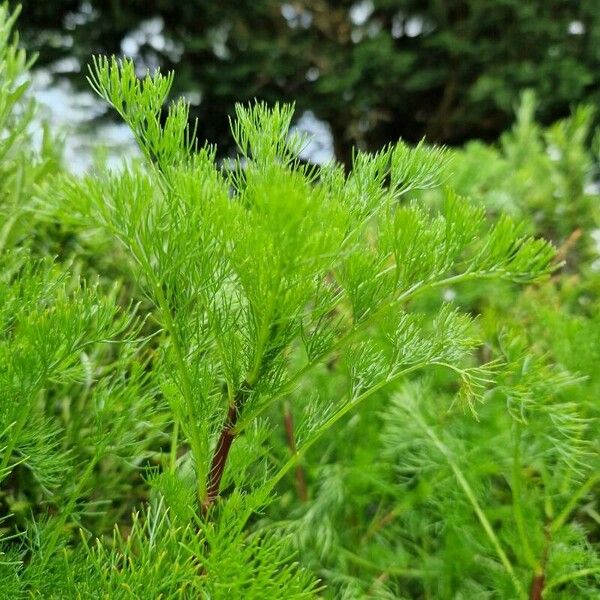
(62, 55, 555, 512)
(1, 5, 598, 598)
(443, 90, 600, 258)
(0, 4, 60, 253)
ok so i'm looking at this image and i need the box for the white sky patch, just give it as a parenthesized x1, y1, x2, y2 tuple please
(29, 69, 139, 173)
(292, 110, 335, 165)
(350, 1, 374, 26)
(281, 3, 313, 29)
(121, 17, 183, 65)
(49, 56, 81, 74)
(568, 20, 585, 35)
(405, 16, 424, 38)
(64, 1, 98, 29)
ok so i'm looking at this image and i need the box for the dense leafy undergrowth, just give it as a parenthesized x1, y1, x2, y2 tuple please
(0, 6, 598, 599)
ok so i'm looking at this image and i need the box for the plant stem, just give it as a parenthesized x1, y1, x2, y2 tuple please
(545, 567, 600, 592)
(253, 364, 424, 521)
(340, 548, 429, 579)
(530, 526, 551, 600)
(147, 274, 208, 488)
(551, 472, 600, 533)
(202, 382, 252, 513)
(417, 413, 526, 599)
(530, 573, 545, 600)
(169, 421, 179, 470)
(283, 401, 308, 502)
(201, 309, 278, 514)
(512, 425, 538, 569)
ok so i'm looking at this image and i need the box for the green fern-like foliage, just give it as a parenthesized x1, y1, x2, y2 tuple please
(54, 55, 555, 510)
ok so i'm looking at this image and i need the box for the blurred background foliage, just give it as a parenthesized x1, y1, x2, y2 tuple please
(13, 0, 600, 164)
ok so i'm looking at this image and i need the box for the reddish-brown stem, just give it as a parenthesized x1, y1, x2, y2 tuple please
(530, 574, 545, 600)
(530, 525, 551, 600)
(283, 402, 308, 502)
(202, 383, 251, 514)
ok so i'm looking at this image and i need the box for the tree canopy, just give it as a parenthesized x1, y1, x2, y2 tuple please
(17, 0, 600, 162)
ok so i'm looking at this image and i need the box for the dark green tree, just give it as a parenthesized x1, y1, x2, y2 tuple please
(16, 1, 600, 162)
